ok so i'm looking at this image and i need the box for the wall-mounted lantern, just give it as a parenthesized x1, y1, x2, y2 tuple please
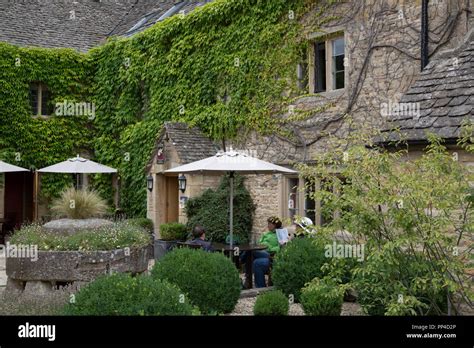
(147, 174, 154, 192)
(178, 174, 187, 193)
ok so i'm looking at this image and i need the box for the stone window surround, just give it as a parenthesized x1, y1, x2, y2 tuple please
(307, 27, 347, 96)
(281, 174, 348, 228)
(280, 175, 323, 226)
(30, 82, 51, 119)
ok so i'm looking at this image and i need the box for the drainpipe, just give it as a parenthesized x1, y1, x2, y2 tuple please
(421, 0, 429, 70)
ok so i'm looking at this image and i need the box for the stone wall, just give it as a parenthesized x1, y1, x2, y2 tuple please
(244, 174, 282, 239)
(178, 174, 220, 225)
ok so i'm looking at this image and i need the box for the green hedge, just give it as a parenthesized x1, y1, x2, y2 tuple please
(272, 237, 329, 302)
(253, 290, 289, 316)
(185, 174, 255, 243)
(159, 222, 188, 241)
(64, 273, 196, 315)
(151, 248, 241, 314)
(300, 278, 344, 316)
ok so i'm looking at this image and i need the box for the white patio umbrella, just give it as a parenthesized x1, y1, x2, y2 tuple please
(38, 155, 117, 174)
(36, 155, 118, 220)
(165, 150, 297, 249)
(0, 160, 29, 173)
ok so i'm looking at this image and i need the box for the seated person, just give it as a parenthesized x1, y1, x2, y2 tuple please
(187, 225, 213, 252)
(241, 216, 282, 288)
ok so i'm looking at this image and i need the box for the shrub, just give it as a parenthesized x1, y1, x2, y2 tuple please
(299, 131, 473, 315)
(353, 248, 449, 316)
(301, 278, 345, 316)
(253, 290, 289, 316)
(185, 174, 255, 243)
(128, 218, 154, 233)
(272, 237, 329, 302)
(10, 222, 150, 251)
(51, 187, 108, 219)
(63, 273, 196, 315)
(151, 248, 241, 314)
(159, 222, 187, 241)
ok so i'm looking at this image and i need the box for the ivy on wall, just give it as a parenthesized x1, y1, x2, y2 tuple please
(1, 0, 326, 216)
(0, 43, 94, 201)
(91, 0, 315, 216)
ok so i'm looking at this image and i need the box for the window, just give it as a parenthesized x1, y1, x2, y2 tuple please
(287, 177, 299, 220)
(283, 175, 348, 227)
(285, 177, 316, 224)
(29, 82, 52, 117)
(311, 35, 345, 93)
(314, 42, 326, 92)
(332, 38, 345, 90)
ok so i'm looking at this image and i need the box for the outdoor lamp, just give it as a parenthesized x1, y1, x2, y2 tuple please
(146, 174, 154, 192)
(178, 174, 187, 193)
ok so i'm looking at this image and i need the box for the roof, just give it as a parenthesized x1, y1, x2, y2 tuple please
(110, 1, 211, 37)
(0, 0, 212, 51)
(148, 122, 219, 169)
(0, 0, 131, 52)
(380, 30, 474, 144)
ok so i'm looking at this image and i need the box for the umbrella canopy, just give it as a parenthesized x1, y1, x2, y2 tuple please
(38, 155, 117, 174)
(165, 150, 297, 251)
(165, 150, 296, 175)
(0, 160, 29, 173)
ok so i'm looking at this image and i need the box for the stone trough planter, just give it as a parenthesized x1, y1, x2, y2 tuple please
(5, 245, 151, 298)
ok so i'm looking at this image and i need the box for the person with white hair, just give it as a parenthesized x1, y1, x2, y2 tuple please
(293, 216, 315, 238)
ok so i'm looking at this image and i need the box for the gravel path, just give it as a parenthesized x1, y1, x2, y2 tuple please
(230, 295, 365, 316)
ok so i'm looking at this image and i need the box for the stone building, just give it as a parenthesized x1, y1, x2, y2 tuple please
(0, 0, 472, 239)
(0, 0, 208, 234)
(146, 122, 220, 235)
(231, 0, 474, 236)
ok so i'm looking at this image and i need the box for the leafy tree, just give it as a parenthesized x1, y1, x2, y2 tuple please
(299, 126, 473, 315)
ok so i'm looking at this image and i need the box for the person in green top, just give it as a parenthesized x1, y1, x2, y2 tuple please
(241, 216, 283, 288)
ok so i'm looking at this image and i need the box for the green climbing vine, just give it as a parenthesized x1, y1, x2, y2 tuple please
(90, 0, 321, 216)
(0, 43, 93, 201)
(1, 0, 334, 216)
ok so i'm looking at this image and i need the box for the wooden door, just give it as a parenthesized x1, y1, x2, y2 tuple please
(166, 176, 179, 223)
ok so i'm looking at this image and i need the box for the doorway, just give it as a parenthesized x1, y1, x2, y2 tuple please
(165, 176, 179, 223)
(4, 171, 33, 232)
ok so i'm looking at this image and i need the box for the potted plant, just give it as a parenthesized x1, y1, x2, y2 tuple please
(154, 222, 188, 260)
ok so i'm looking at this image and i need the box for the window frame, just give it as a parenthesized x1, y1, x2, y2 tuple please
(309, 32, 346, 94)
(30, 82, 52, 118)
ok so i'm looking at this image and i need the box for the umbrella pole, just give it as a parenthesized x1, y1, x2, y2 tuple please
(229, 171, 234, 258)
(34, 171, 38, 221)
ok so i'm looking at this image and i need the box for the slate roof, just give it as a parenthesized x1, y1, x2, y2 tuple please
(0, 0, 131, 52)
(148, 122, 219, 168)
(110, 1, 212, 37)
(380, 30, 474, 144)
(0, 0, 212, 51)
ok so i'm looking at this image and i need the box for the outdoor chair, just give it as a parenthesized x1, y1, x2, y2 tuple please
(176, 242, 203, 250)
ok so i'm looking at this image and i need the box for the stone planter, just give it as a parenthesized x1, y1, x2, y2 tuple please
(5, 245, 151, 297)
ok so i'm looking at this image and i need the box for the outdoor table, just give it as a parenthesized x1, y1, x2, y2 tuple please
(212, 243, 267, 289)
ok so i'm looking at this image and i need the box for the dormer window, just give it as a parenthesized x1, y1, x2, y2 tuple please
(29, 82, 52, 117)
